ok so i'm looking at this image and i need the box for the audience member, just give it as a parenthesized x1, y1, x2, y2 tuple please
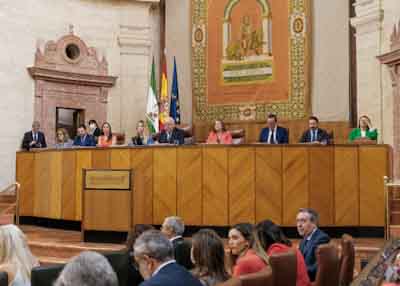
(54, 251, 118, 286)
(126, 224, 155, 286)
(158, 117, 185, 145)
(259, 114, 289, 144)
(296, 208, 330, 282)
(384, 252, 400, 283)
(98, 122, 117, 147)
(206, 120, 233, 144)
(0, 224, 39, 286)
(228, 223, 266, 277)
(130, 120, 154, 146)
(73, 124, 96, 147)
(55, 128, 73, 149)
(21, 121, 47, 150)
(88, 119, 101, 139)
(349, 115, 378, 142)
(254, 220, 310, 286)
(133, 230, 202, 286)
(299, 116, 329, 144)
(191, 229, 230, 286)
(161, 216, 193, 269)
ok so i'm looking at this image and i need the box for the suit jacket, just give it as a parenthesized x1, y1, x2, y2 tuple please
(299, 128, 330, 144)
(140, 262, 202, 286)
(158, 128, 185, 145)
(73, 135, 96, 147)
(171, 237, 194, 270)
(299, 228, 330, 281)
(259, 126, 289, 144)
(21, 131, 47, 150)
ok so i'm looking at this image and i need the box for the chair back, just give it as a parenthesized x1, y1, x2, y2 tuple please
(31, 264, 65, 286)
(0, 271, 8, 286)
(103, 250, 130, 286)
(314, 244, 340, 286)
(177, 124, 194, 144)
(339, 234, 355, 286)
(215, 268, 273, 286)
(269, 251, 297, 286)
(230, 129, 245, 144)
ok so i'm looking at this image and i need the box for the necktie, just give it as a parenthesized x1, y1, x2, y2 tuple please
(314, 130, 317, 141)
(270, 130, 275, 144)
(34, 133, 37, 141)
(311, 130, 314, 142)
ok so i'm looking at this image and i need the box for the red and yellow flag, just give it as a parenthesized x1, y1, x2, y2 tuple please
(159, 57, 169, 130)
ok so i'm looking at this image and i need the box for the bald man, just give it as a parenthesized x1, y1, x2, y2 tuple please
(159, 117, 185, 145)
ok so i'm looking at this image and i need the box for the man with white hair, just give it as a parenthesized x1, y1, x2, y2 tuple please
(158, 117, 185, 145)
(134, 230, 202, 286)
(161, 216, 193, 269)
(54, 251, 118, 286)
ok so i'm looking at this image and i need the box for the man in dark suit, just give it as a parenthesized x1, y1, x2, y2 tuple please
(259, 114, 289, 144)
(158, 117, 185, 145)
(161, 216, 193, 270)
(134, 230, 202, 286)
(21, 121, 47, 150)
(297, 208, 331, 281)
(73, 124, 96, 147)
(299, 116, 330, 144)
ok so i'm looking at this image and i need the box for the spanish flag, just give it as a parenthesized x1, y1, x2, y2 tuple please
(159, 57, 169, 130)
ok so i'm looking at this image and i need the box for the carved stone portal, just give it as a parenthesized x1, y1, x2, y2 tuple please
(28, 28, 117, 145)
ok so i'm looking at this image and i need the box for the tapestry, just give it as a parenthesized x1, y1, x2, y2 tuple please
(192, 0, 311, 122)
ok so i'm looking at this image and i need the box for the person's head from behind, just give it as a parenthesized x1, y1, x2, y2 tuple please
(32, 121, 40, 133)
(88, 120, 98, 131)
(254, 220, 291, 251)
(54, 251, 117, 286)
(359, 115, 372, 130)
(161, 216, 184, 239)
(228, 223, 253, 256)
(101, 122, 113, 139)
(126, 224, 155, 255)
(77, 124, 87, 137)
(308, 116, 319, 130)
(213, 120, 226, 133)
(165, 117, 176, 133)
(191, 229, 229, 281)
(136, 120, 146, 136)
(296, 208, 319, 237)
(56, 128, 69, 143)
(0, 224, 38, 282)
(267, 114, 277, 130)
(134, 230, 174, 280)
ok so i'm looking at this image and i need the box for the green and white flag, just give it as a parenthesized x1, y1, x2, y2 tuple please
(146, 58, 159, 133)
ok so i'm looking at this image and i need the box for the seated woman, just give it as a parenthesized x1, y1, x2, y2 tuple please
(191, 229, 230, 286)
(0, 224, 39, 286)
(130, 120, 154, 146)
(349, 115, 378, 142)
(126, 224, 154, 286)
(97, 122, 117, 147)
(254, 220, 310, 286)
(206, 120, 232, 144)
(88, 120, 101, 142)
(55, 128, 73, 148)
(228, 223, 267, 277)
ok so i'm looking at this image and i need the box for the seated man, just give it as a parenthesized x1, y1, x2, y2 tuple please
(21, 121, 47, 150)
(73, 124, 96, 147)
(158, 117, 185, 145)
(54, 251, 118, 286)
(259, 114, 289, 144)
(296, 208, 330, 282)
(161, 216, 193, 270)
(134, 230, 202, 286)
(299, 116, 330, 144)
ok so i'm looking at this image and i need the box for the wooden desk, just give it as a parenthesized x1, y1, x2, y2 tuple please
(16, 144, 391, 227)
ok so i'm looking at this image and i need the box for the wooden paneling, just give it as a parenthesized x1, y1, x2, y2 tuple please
(130, 149, 153, 225)
(84, 190, 131, 231)
(49, 152, 63, 219)
(153, 148, 177, 224)
(61, 151, 76, 220)
(282, 147, 309, 226)
(91, 150, 111, 169)
(359, 146, 389, 226)
(309, 147, 334, 225)
(334, 147, 359, 226)
(16, 152, 35, 216)
(203, 147, 228, 226)
(111, 149, 131, 169)
(177, 148, 202, 225)
(229, 147, 255, 225)
(255, 147, 282, 224)
(75, 150, 92, 221)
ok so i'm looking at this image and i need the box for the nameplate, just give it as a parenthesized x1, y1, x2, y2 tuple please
(84, 170, 131, 190)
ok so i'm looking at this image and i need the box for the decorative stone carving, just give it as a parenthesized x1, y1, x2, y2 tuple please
(28, 28, 117, 145)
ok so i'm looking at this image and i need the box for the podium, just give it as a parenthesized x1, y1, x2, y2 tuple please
(82, 169, 132, 242)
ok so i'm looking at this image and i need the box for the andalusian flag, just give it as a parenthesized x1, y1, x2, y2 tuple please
(146, 58, 159, 133)
(159, 57, 169, 130)
(170, 57, 181, 124)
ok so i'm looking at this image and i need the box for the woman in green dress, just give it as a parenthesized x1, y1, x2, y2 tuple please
(349, 115, 378, 142)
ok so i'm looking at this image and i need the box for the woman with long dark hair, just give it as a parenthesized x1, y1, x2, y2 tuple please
(206, 120, 232, 144)
(97, 122, 117, 147)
